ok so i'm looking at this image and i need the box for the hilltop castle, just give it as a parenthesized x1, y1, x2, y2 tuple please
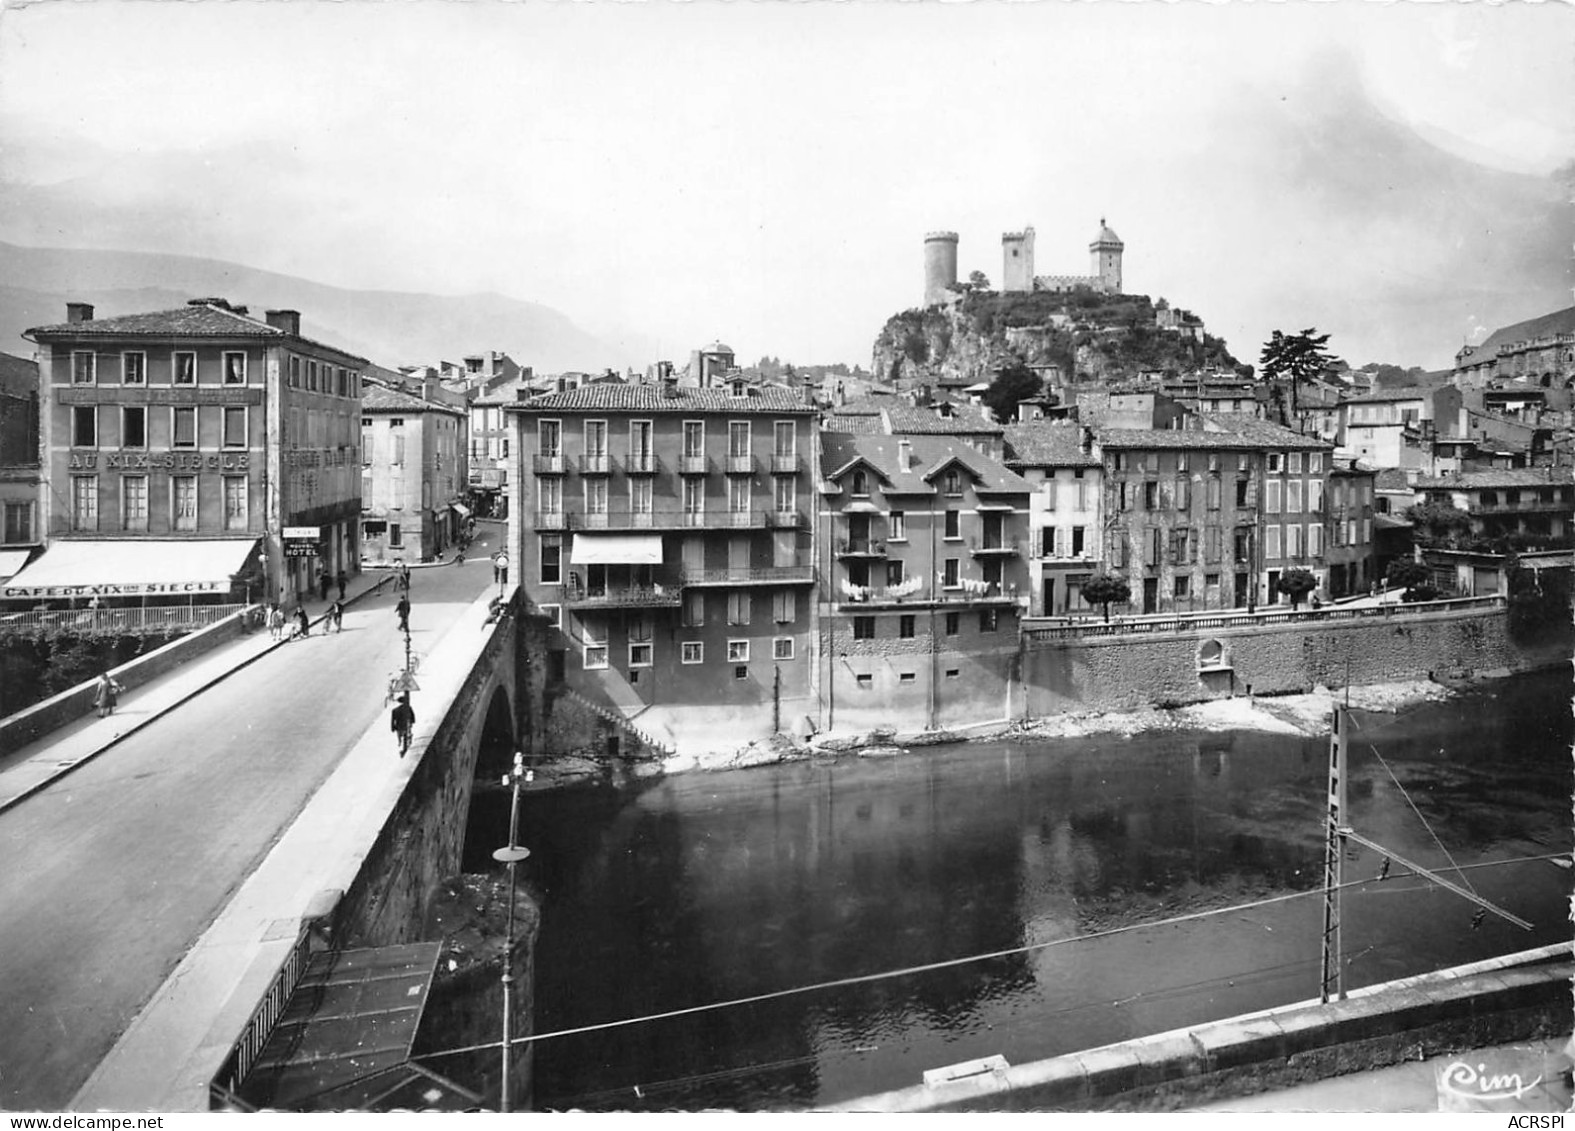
(923, 220, 1124, 307)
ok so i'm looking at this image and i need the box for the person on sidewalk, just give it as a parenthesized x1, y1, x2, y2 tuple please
(294, 605, 310, 640)
(396, 594, 411, 634)
(336, 568, 348, 602)
(391, 693, 415, 756)
(327, 599, 344, 633)
(267, 603, 285, 641)
(318, 568, 332, 602)
(93, 672, 123, 718)
(397, 562, 411, 593)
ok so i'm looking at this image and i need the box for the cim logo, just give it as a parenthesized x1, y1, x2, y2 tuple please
(1436, 1051, 1566, 1114)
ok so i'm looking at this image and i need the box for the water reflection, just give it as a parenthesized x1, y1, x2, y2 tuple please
(465, 671, 1573, 1110)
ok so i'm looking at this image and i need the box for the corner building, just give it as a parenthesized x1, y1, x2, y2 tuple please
(14, 301, 365, 607)
(507, 383, 818, 752)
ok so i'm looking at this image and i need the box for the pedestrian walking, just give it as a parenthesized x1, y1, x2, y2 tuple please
(336, 568, 348, 601)
(294, 605, 310, 639)
(397, 562, 411, 593)
(93, 672, 123, 719)
(327, 599, 344, 633)
(267, 603, 285, 641)
(391, 693, 415, 756)
(318, 568, 332, 602)
(396, 594, 411, 634)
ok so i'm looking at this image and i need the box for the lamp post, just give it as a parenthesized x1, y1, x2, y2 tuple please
(492, 752, 532, 1113)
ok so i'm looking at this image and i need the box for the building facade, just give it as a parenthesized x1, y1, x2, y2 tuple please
(1002, 422, 1103, 616)
(1324, 458, 1377, 599)
(507, 383, 819, 751)
(360, 381, 468, 563)
(0, 352, 41, 587)
(1412, 468, 1574, 545)
(10, 300, 365, 607)
(818, 432, 1032, 732)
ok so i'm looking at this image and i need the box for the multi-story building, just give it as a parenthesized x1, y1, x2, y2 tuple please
(7, 300, 365, 607)
(1412, 468, 1574, 544)
(818, 431, 1031, 732)
(0, 352, 42, 587)
(1093, 417, 1331, 612)
(1339, 388, 1429, 467)
(360, 378, 469, 563)
(1324, 457, 1377, 599)
(507, 382, 818, 751)
(1002, 422, 1103, 616)
(1453, 305, 1575, 388)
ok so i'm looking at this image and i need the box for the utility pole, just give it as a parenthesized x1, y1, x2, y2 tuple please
(492, 752, 532, 1112)
(1320, 707, 1348, 1003)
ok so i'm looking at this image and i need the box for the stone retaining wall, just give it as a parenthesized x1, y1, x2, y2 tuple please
(1024, 604, 1515, 717)
(0, 609, 254, 757)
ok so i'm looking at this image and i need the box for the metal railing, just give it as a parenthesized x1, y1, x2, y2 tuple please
(580, 453, 611, 474)
(969, 536, 1022, 555)
(678, 455, 709, 474)
(836, 538, 887, 557)
(682, 565, 814, 586)
(564, 574, 684, 608)
(1021, 593, 1507, 643)
(770, 453, 799, 474)
(532, 453, 566, 473)
(623, 451, 658, 474)
(767, 509, 803, 529)
(725, 455, 755, 474)
(0, 603, 248, 636)
(210, 924, 314, 1101)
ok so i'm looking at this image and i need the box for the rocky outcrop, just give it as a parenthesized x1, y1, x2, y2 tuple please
(871, 290, 1243, 389)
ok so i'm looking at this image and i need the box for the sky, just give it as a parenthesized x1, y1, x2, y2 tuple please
(0, 0, 1572, 372)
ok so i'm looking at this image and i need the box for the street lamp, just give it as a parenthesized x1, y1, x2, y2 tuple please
(491, 751, 532, 1113)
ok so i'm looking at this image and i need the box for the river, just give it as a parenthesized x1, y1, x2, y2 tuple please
(461, 670, 1573, 1111)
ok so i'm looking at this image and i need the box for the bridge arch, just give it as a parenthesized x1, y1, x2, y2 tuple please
(475, 683, 517, 784)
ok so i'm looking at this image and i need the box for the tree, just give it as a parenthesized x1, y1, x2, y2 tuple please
(1386, 559, 1440, 603)
(1259, 328, 1343, 429)
(1405, 502, 1471, 548)
(980, 361, 1043, 423)
(1081, 573, 1132, 623)
(1276, 567, 1318, 608)
(968, 270, 991, 290)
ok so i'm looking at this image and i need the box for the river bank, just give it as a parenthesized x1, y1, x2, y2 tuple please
(525, 676, 1491, 788)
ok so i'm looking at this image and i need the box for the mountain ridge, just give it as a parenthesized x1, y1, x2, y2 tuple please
(0, 241, 649, 372)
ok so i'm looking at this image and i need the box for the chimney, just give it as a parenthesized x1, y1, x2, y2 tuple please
(65, 302, 94, 324)
(265, 309, 302, 336)
(898, 439, 913, 473)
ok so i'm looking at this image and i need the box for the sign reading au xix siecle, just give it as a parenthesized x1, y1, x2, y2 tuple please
(67, 451, 251, 471)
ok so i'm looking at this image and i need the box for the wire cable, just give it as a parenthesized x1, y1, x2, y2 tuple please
(1357, 731, 1482, 899)
(412, 850, 1567, 1064)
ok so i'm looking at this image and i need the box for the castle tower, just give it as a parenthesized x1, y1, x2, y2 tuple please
(1089, 218, 1124, 295)
(1002, 226, 1035, 293)
(923, 231, 959, 307)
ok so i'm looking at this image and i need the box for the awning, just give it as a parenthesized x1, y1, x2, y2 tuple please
(0, 549, 32, 582)
(571, 533, 664, 565)
(1, 538, 259, 599)
(450, 503, 472, 518)
(237, 943, 443, 1111)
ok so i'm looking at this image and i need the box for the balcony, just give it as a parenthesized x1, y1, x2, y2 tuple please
(678, 454, 709, 475)
(726, 454, 755, 474)
(727, 510, 757, 528)
(682, 564, 815, 586)
(770, 453, 799, 474)
(565, 573, 684, 610)
(836, 538, 887, 558)
(533, 511, 568, 531)
(533, 453, 566, 474)
(624, 451, 658, 475)
(970, 536, 1022, 557)
(580, 453, 611, 475)
(767, 509, 803, 529)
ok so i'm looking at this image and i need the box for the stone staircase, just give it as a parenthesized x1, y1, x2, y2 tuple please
(559, 687, 674, 759)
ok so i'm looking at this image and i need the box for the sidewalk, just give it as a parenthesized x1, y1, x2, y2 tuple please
(0, 572, 392, 814)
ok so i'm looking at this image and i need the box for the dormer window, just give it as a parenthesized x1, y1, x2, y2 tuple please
(730, 380, 746, 397)
(943, 470, 962, 496)
(850, 470, 869, 497)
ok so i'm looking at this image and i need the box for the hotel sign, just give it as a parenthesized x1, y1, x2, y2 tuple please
(283, 526, 321, 558)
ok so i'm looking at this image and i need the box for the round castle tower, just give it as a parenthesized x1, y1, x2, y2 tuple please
(923, 231, 959, 307)
(1089, 218, 1124, 295)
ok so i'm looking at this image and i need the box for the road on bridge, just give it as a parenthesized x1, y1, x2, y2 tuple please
(0, 532, 502, 1111)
